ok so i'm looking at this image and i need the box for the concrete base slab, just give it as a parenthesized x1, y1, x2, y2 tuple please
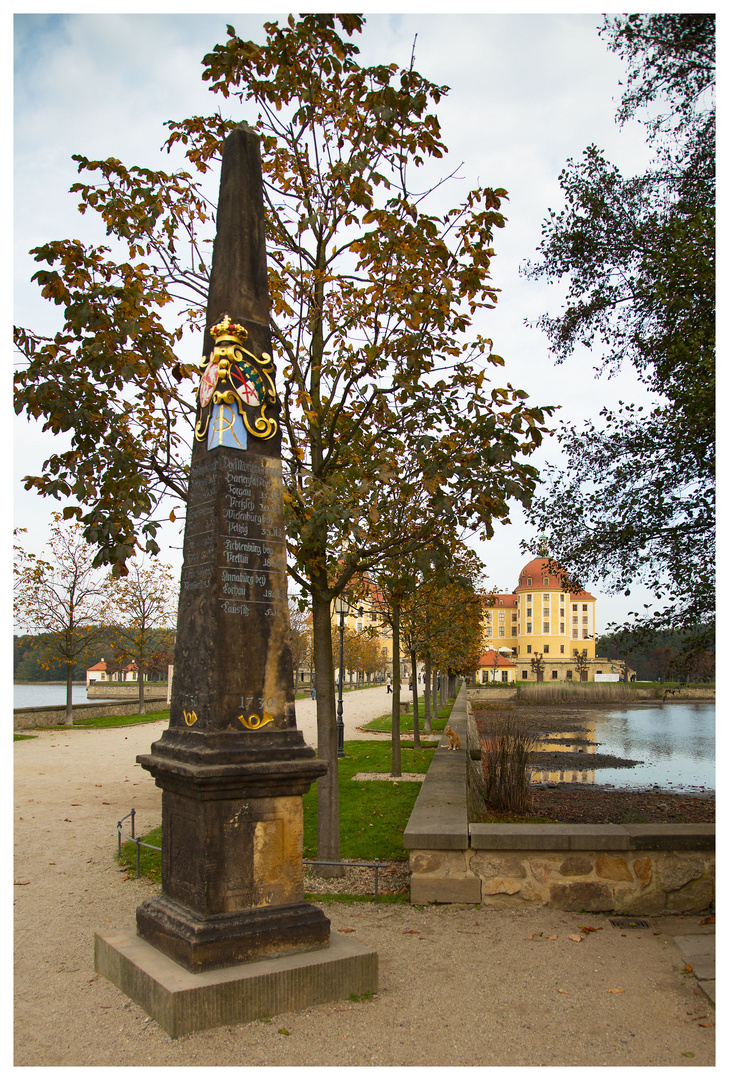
(95, 927, 378, 1038)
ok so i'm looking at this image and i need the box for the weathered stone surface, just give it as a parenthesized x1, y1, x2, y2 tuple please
(470, 854, 526, 879)
(660, 854, 704, 892)
(595, 855, 633, 882)
(482, 878, 523, 896)
(530, 859, 560, 884)
(612, 887, 667, 917)
(665, 876, 713, 913)
(410, 874, 481, 905)
(559, 855, 593, 877)
(409, 852, 443, 874)
(632, 857, 652, 888)
(549, 881, 612, 911)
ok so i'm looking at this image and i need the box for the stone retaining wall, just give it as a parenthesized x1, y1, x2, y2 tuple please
(403, 685, 715, 914)
(14, 696, 168, 730)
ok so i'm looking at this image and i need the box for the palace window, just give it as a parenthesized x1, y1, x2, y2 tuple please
(566, 670, 573, 680)
(499, 627, 505, 637)
(522, 670, 528, 680)
(527, 607, 532, 617)
(583, 630, 589, 638)
(560, 623, 565, 634)
(527, 645, 532, 654)
(501, 671, 509, 683)
(582, 616, 588, 625)
(572, 604, 577, 611)
(572, 615, 578, 624)
(527, 577, 532, 585)
(543, 576, 549, 585)
(560, 644, 565, 654)
(551, 670, 558, 680)
(582, 604, 588, 611)
(526, 593, 532, 601)
(527, 622, 532, 633)
(543, 622, 550, 633)
(544, 644, 549, 653)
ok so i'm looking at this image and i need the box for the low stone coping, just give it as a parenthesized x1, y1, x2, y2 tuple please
(402, 685, 469, 851)
(470, 822, 715, 852)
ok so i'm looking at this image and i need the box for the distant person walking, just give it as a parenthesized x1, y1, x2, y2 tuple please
(386, 680, 392, 694)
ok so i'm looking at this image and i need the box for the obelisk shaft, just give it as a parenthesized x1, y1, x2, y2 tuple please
(136, 124, 328, 973)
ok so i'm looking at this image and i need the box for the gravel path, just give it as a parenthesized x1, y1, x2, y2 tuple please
(14, 688, 715, 1067)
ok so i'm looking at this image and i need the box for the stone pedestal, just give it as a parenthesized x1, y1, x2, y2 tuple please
(134, 739, 329, 973)
(95, 928, 378, 1039)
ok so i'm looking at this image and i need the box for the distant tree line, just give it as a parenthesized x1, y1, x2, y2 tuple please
(13, 628, 174, 684)
(597, 628, 715, 683)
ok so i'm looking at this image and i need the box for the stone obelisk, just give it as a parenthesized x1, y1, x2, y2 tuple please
(134, 123, 329, 973)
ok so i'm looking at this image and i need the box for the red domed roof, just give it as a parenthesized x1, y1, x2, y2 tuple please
(516, 558, 563, 590)
(515, 557, 595, 600)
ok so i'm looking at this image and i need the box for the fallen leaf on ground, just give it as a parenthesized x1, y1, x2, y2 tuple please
(569, 934, 584, 942)
(653, 931, 662, 936)
(14, 880, 30, 886)
(684, 964, 694, 973)
(578, 926, 603, 934)
(528, 932, 543, 939)
(278, 1028, 290, 1036)
(557, 990, 568, 994)
(547, 935, 558, 940)
(607, 989, 625, 994)
(339, 928, 357, 933)
(682, 1052, 695, 1058)
(698, 1021, 714, 1028)
(403, 930, 419, 934)
(699, 915, 715, 925)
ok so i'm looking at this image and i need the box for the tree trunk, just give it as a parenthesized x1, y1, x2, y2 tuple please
(65, 662, 74, 726)
(410, 649, 420, 749)
(432, 667, 438, 721)
(311, 583, 343, 876)
(391, 601, 401, 777)
(138, 668, 146, 716)
(423, 655, 432, 732)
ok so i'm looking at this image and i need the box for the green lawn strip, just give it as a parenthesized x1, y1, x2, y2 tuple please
(117, 738, 436, 881)
(303, 739, 435, 862)
(14, 733, 38, 741)
(360, 697, 455, 734)
(47, 709, 171, 729)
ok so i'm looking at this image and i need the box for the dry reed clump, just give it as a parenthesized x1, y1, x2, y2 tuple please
(480, 716, 538, 815)
(516, 682, 654, 704)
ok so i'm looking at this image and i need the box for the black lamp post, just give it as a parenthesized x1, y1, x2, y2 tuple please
(335, 595, 349, 757)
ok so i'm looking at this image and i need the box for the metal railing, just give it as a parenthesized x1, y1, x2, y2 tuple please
(117, 809, 161, 879)
(116, 811, 384, 901)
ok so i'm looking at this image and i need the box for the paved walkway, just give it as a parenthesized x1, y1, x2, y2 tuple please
(13, 686, 715, 1065)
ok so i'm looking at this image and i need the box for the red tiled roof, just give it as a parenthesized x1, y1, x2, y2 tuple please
(477, 649, 516, 668)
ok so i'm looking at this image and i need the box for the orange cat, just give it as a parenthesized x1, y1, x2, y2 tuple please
(444, 727, 461, 750)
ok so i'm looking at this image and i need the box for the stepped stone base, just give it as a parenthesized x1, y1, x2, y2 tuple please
(95, 927, 378, 1039)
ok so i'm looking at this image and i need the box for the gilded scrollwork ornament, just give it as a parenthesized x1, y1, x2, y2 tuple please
(194, 313, 279, 445)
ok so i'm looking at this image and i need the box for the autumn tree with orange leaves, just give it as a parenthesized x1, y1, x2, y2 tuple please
(14, 15, 551, 868)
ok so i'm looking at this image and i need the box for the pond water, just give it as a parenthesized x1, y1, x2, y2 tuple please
(531, 702, 715, 794)
(13, 684, 117, 708)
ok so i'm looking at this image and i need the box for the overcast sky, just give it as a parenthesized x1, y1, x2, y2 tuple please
(12, 4, 697, 634)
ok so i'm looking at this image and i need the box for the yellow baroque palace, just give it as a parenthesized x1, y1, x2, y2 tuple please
(479, 556, 622, 683)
